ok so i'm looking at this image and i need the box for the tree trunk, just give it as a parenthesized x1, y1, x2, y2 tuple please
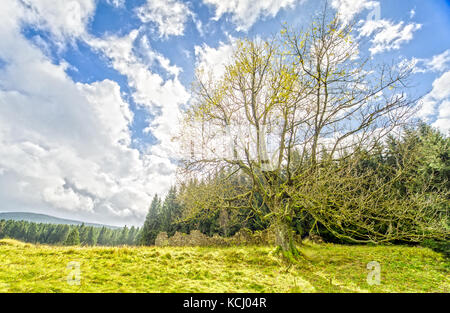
(273, 216, 301, 262)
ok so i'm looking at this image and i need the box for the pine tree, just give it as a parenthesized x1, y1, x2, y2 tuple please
(97, 227, 107, 245)
(64, 228, 80, 246)
(79, 223, 88, 245)
(26, 223, 38, 243)
(161, 187, 181, 236)
(60, 225, 71, 244)
(86, 227, 97, 246)
(140, 194, 162, 245)
(0, 220, 5, 238)
(119, 226, 129, 245)
(127, 226, 137, 245)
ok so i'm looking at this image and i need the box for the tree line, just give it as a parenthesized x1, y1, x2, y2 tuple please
(0, 219, 140, 246)
(139, 185, 270, 245)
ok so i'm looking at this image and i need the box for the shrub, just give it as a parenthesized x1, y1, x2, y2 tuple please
(155, 232, 169, 246)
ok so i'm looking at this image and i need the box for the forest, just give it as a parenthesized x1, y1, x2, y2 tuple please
(0, 220, 140, 246)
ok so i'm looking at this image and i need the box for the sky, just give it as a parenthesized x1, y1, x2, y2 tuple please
(0, 0, 449, 227)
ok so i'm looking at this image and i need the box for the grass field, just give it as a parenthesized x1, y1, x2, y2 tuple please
(0, 238, 448, 293)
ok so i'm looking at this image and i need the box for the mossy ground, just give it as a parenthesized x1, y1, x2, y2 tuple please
(0, 238, 448, 293)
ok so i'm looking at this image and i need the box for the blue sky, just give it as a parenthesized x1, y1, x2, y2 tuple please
(0, 0, 449, 226)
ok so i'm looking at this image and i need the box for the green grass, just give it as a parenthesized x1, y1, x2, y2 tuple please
(0, 238, 448, 293)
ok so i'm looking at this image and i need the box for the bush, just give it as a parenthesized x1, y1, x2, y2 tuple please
(155, 232, 169, 246)
(421, 239, 450, 258)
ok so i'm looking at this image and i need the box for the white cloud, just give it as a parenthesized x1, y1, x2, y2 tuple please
(360, 19, 422, 55)
(418, 71, 450, 134)
(42, 184, 95, 213)
(424, 71, 450, 103)
(136, 0, 193, 38)
(202, 0, 301, 31)
(21, 0, 95, 45)
(432, 100, 450, 134)
(401, 50, 450, 74)
(426, 50, 450, 72)
(332, 0, 421, 55)
(0, 1, 184, 226)
(331, 0, 379, 25)
(194, 38, 236, 81)
(106, 0, 125, 8)
(409, 9, 416, 19)
(86, 29, 190, 162)
(138, 35, 182, 78)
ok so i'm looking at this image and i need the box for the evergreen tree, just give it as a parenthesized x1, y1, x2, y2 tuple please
(60, 225, 71, 244)
(26, 223, 38, 243)
(0, 220, 5, 238)
(0, 219, 140, 247)
(64, 228, 80, 246)
(140, 194, 162, 245)
(127, 226, 137, 245)
(161, 187, 181, 236)
(79, 223, 88, 245)
(97, 227, 108, 246)
(119, 226, 129, 245)
(86, 227, 97, 246)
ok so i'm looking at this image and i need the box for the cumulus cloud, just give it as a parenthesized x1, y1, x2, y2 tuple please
(194, 38, 236, 81)
(202, 0, 302, 31)
(407, 49, 450, 74)
(331, 0, 379, 25)
(332, 0, 421, 55)
(86, 30, 190, 160)
(136, 0, 194, 38)
(432, 100, 450, 134)
(360, 19, 422, 55)
(0, 1, 184, 226)
(425, 50, 450, 72)
(418, 71, 450, 134)
(21, 0, 95, 45)
(106, 0, 125, 8)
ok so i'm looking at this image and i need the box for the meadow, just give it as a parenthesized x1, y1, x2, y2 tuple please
(0, 238, 448, 293)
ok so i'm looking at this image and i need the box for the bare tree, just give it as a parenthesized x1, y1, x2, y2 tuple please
(177, 6, 418, 259)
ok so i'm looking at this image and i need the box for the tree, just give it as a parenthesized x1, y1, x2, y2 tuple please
(178, 6, 418, 259)
(64, 228, 80, 246)
(0, 219, 143, 247)
(218, 209, 230, 237)
(97, 227, 109, 245)
(140, 194, 162, 245)
(119, 226, 129, 245)
(79, 223, 88, 245)
(127, 226, 138, 245)
(388, 123, 449, 192)
(86, 227, 97, 246)
(160, 187, 182, 236)
(26, 222, 38, 243)
(0, 220, 5, 238)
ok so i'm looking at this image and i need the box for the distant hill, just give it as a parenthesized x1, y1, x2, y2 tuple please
(0, 212, 118, 229)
